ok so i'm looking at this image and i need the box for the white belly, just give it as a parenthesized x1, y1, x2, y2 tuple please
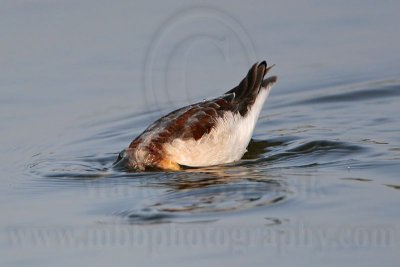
(163, 87, 271, 167)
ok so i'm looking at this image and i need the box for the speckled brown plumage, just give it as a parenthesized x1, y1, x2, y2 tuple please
(119, 61, 277, 171)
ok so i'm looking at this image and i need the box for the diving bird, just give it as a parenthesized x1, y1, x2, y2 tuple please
(118, 61, 277, 171)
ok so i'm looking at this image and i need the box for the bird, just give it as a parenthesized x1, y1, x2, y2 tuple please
(117, 61, 277, 171)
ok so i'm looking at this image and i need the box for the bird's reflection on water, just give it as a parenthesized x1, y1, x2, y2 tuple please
(117, 139, 292, 224)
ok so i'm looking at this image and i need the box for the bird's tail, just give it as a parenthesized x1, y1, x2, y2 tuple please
(225, 61, 277, 116)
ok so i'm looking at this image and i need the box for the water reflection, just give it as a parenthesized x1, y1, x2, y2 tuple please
(117, 166, 291, 224)
(28, 137, 368, 225)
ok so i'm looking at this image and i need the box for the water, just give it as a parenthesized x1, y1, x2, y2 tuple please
(1, 1, 400, 266)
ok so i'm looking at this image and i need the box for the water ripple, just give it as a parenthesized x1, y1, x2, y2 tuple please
(115, 170, 291, 224)
(29, 136, 370, 225)
(299, 84, 400, 105)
